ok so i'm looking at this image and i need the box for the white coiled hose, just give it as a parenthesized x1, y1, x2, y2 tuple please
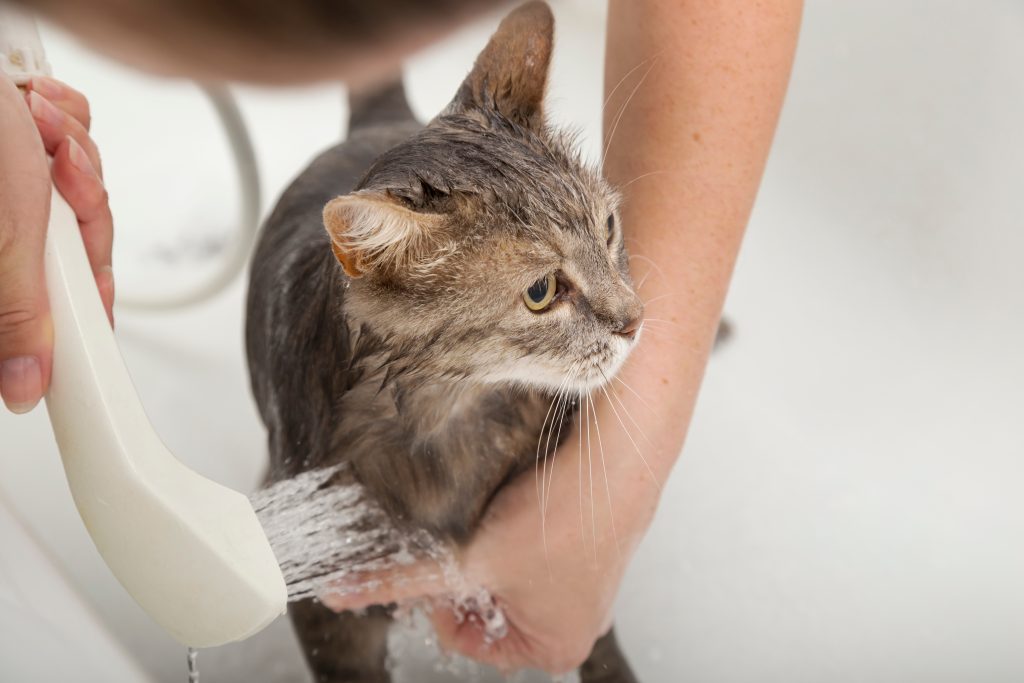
(118, 85, 262, 310)
(2, 9, 261, 310)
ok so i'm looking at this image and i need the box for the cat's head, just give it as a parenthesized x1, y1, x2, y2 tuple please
(323, 1, 643, 392)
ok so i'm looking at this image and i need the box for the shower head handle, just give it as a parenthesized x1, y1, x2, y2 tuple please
(44, 191, 287, 647)
(2, 8, 287, 647)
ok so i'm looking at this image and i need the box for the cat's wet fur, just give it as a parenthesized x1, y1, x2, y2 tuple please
(246, 3, 642, 680)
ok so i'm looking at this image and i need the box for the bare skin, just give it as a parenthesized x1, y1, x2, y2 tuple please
(0, 0, 803, 674)
(324, 0, 804, 673)
(0, 74, 113, 413)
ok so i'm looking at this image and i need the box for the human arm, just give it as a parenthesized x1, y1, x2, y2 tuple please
(323, 0, 803, 672)
(0, 74, 114, 413)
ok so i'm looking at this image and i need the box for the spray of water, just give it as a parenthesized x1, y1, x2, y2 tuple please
(249, 465, 508, 642)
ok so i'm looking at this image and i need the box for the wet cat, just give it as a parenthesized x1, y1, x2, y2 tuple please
(246, 3, 642, 681)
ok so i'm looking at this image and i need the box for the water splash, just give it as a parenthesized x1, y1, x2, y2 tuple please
(186, 647, 198, 683)
(387, 609, 577, 683)
(250, 465, 417, 602)
(250, 465, 507, 642)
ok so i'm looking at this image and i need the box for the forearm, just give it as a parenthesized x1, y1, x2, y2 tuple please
(555, 0, 803, 551)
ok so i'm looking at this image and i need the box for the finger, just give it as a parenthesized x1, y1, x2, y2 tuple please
(431, 607, 489, 656)
(0, 74, 52, 412)
(27, 91, 102, 177)
(0, 77, 53, 413)
(430, 606, 523, 671)
(51, 136, 115, 326)
(25, 77, 91, 131)
(431, 600, 587, 674)
(0, 237, 51, 414)
(319, 561, 449, 613)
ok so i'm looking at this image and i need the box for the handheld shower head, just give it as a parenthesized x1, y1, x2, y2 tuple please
(1, 10, 287, 647)
(0, 8, 48, 84)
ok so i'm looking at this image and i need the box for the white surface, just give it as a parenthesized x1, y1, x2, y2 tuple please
(1, 1, 1022, 681)
(0, 495, 153, 682)
(43, 179, 286, 647)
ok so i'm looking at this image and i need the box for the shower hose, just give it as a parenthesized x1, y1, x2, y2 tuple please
(118, 86, 262, 310)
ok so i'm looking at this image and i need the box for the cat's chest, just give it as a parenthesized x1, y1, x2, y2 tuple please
(332, 381, 565, 540)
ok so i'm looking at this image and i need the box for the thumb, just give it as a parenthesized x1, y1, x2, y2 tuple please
(0, 188, 53, 414)
(318, 559, 450, 612)
(0, 76, 53, 414)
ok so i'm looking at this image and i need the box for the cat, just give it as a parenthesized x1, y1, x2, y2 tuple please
(246, 3, 643, 681)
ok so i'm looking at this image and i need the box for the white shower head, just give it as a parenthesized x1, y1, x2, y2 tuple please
(1, 9, 287, 647)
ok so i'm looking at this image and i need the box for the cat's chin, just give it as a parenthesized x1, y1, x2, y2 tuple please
(482, 337, 638, 395)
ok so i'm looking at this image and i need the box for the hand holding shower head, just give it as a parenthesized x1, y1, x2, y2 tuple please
(0, 10, 287, 647)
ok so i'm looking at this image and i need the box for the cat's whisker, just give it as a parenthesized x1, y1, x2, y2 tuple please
(536, 373, 571, 560)
(548, 362, 589, 511)
(641, 293, 672, 308)
(543, 384, 570, 516)
(613, 376, 655, 414)
(602, 52, 662, 115)
(534, 385, 560, 511)
(619, 169, 668, 191)
(540, 364, 584, 565)
(602, 58, 659, 166)
(637, 319, 690, 339)
(544, 365, 582, 516)
(540, 378, 573, 528)
(586, 393, 597, 563)
(539, 390, 559, 573)
(577, 388, 587, 556)
(627, 255, 668, 296)
(628, 254, 667, 282)
(633, 324, 684, 340)
(589, 388, 621, 559)
(634, 269, 653, 294)
(598, 380, 662, 492)
(642, 317, 685, 330)
(607, 383, 654, 447)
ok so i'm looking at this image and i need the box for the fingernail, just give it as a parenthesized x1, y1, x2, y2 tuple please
(1, 356, 43, 414)
(30, 76, 63, 99)
(27, 90, 61, 127)
(67, 136, 97, 177)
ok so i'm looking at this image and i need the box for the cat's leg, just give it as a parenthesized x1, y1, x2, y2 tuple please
(290, 600, 393, 683)
(578, 626, 639, 683)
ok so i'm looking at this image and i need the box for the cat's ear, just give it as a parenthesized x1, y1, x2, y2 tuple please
(323, 192, 441, 278)
(448, 1, 554, 129)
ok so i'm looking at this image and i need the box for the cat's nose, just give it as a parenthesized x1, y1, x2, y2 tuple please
(614, 316, 642, 341)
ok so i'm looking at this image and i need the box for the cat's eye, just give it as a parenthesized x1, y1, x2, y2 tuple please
(523, 273, 557, 311)
(606, 215, 615, 245)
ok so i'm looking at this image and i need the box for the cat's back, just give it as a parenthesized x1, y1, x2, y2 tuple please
(246, 83, 421, 452)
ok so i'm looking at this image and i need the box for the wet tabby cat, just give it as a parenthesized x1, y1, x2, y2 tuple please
(246, 3, 642, 681)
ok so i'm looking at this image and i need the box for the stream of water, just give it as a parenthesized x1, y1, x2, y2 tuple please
(249, 465, 507, 641)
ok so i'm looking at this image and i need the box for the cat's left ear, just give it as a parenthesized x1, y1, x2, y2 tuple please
(323, 192, 442, 278)
(447, 1, 554, 130)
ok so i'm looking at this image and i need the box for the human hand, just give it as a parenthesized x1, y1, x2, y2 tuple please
(322, 434, 652, 674)
(0, 74, 114, 414)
